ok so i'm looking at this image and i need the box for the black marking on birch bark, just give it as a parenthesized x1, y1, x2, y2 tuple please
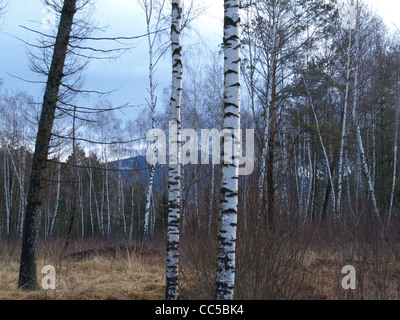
(223, 112, 240, 119)
(229, 82, 241, 88)
(224, 102, 239, 109)
(224, 17, 240, 28)
(225, 34, 240, 44)
(222, 208, 238, 214)
(225, 190, 239, 198)
(216, 281, 234, 293)
(173, 60, 183, 69)
(167, 244, 180, 250)
(172, 2, 182, 13)
(225, 69, 238, 75)
(171, 24, 180, 35)
(217, 238, 232, 248)
(172, 47, 182, 56)
(168, 218, 180, 225)
(166, 275, 179, 282)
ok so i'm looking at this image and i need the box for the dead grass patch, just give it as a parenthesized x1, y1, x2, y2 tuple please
(0, 240, 167, 300)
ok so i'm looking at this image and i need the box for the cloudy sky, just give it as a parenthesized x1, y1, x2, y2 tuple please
(0, 0, 223, 121)
(0, 0, 398, 122)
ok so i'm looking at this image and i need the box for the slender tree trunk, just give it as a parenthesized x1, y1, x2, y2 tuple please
(337, 27, 352, 215)
(166, 0, 183, 301)
(259, 2, 277, 220)
(100, 164, 105, 236)
(117, 155, 127, 237)
(129, 181, 135, 241)
(387, 97, 399, 230)
(266, 107, 276, 224)
(19, 150, 27, 237)
(351, 39, 381, 223)
(105, 159, 111, 237)
(143, 165, 155, 244)
(216, 0, 241, 301)
(371, 118, 376, 189)
(303, 76, 336, 218)
(142, 0, 158, 245)
(64, 106, 78, 250)
(3, 152, 10, 237)
(303, 126, 313, 226)
(78, 168, 84, 238)
(208, 164, 215, 234)
(355, 152, 361, 216)
(321, 156, 336, 221)
(87, 153, 95, 236)
(18, 0, 77, 291)
(5, 144, 26, 236)
(49, 161, 61, 237)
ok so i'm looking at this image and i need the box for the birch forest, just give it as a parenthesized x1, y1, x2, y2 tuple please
(1, 0, 400, 301)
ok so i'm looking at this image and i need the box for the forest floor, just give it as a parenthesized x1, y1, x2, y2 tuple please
(0, 237, 399, 300)
(0, 239, 170, 300)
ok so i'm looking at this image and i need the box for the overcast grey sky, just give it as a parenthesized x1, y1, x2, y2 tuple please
(0, 0, 398, 123)
(0, 0, 223, 121)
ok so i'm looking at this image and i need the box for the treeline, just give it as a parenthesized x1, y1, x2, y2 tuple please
(0, 89, 168, 239)
(0, 0, 399, 242)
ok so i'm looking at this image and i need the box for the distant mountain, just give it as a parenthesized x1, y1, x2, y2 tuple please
(108, 156, 166, 192)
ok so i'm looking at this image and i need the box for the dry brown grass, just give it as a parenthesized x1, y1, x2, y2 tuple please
(0, 240, 169, 300)
(1, 234, 400, 300)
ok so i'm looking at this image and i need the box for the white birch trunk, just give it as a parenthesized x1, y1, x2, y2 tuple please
(78, 168, 84, 238)
(128, 181, 135, 241)
(87, 153, 95, 236)
(4, 153, 10, 236)
(337, 27, 352, 215)
(105, 156, 111, 237)
(166, 0, 183, 300)
(208, 164, 215, 234)
(100, 165, 105, 236)
(303, 76, 336, 215)
(355, 152, 361, 215)
(117, 156, 127, 237)
(129, 181, 135, 241)
(49, 161, 61, 237)
(143, 165, 155, 244)
(142, 0, 158, 245)
(216, 0, 241, 301)
(351, 53, 381, 223)
(371, 118, 376, 189)
(5, 144, 27, 236)
(303, 127, 313, 226)
(258, 4, 276, 217)
(387, 99, 399, 229)
(19, 150, 26, 237)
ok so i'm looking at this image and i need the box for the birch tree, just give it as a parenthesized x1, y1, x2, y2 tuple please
(351, 2, 381, 223)
(215, 0, 241, 301)
(140, 0, 168, 246)
(387, 86, 399, 229)
(166, 0, 183, 301)
(337, 3, 354, 216)
(303, 75, 336, 218)
(242, 0, 337, 223)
